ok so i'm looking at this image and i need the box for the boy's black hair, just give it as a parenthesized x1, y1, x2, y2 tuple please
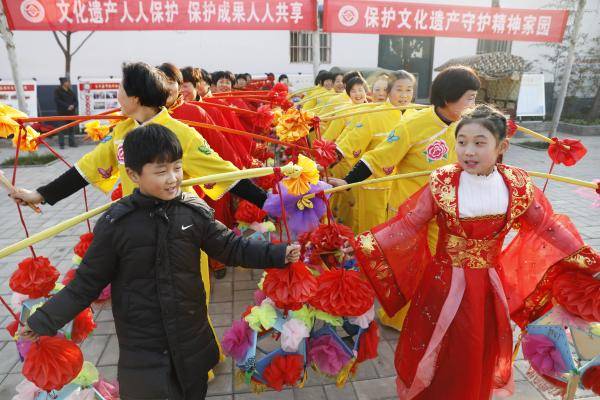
(455, 104, 507, 142)
(345, 76, 368, 97)
(317, 71, 333, 86)
(157, 63, 183, 86)
(212, 70, 235, 84)
(121, 62, 169, 108)
(199, 68, 212, 85)
(342, 70, 363, 85)
(278, 74, 288, 82)
(235, 74, 247, 83)
(430, 66, 480, 107)
(181, 66, 202, 86)
(314, 69, 327, 85)
(123, 124, 183, 174)
(243, 73, 252, 80)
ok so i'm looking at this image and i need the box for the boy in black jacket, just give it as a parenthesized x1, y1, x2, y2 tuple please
(22, 124, 300, 400)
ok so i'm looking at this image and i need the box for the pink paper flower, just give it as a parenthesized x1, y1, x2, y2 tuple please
(254, 289, 267, 305)
(222, 319, 254, 362)
(281, 318, 310, 352)
(522, 334, 567, 377)
(93, 379, 120, 400)
(308, 335, 351, 376)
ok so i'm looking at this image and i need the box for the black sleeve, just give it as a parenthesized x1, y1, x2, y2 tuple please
(37, 167, 89, 205)
(198, 213, 287, 269)
(344, 160, 372, 184)
(230, 179, 267, 208)
(27, 217, 118, 336)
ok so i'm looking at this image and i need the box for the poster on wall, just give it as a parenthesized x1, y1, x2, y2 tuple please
(0, 80, 38, 117)
(77, 78, 120, 116)
(516, 74, 546, 117)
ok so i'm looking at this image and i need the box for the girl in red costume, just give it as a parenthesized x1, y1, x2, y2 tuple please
(354, 105, 600, 400)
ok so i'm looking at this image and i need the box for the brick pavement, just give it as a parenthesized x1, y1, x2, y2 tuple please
(0, 136, 599, 400)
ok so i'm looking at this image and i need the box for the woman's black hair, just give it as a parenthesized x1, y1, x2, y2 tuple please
(213, 70, 235, 84)
(342, 70, 363, 86)
(317, 71, 334, 86)
(430, 66, 480, 107)
(455, 104, 507, 142)
(123, 124, 183, 174)
(181, 66, 201, 86)
(345, 76, 368, 97)
(314, 70, 327, 85)
(157, 63, 183, 86)
(121, 62, 169, 108)
(278, 74, 289, 82)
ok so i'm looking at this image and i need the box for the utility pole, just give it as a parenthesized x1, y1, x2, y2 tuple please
(0, 1, 27, 113)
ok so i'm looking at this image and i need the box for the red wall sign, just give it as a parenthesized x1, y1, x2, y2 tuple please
(3, 0, 317, 31)
(323, 0, 568, 43)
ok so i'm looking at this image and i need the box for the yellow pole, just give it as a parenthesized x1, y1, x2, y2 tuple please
(0, 165, 300, 260)
(319, 102, 378, 118)
(289, 86, 314, 97)
(517, 125, 554, 144)
(305, 101, 351, 114)
(297, 91, 338, 106)
(527, 171, 597, 189)
(321, 104, 427, 122)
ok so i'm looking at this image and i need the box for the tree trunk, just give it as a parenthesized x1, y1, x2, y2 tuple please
(65, 32, 71, 79)
(550, 0, 586, 137)
(588, 85, 600, 120)
(0, 2, 28, 113)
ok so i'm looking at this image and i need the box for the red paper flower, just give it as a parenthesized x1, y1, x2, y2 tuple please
(74, 232, 95, 258)
(255, 173, 282, 191)
(548, 138, 587, 166)
(552, 270, 600, 322)
(309, 223, 355, 254)
(262, 353, 304, 391)
(262, 262, 317, 310)
(252, 143, 275, 162)
(71, 308, 96, 343)
(62, 268, 77, 286)
(6, 313, 20, 338)
(309, 269, 375, 317)
(10, 257, 59, 298)
(235, 200, 267, 224)
(110, 184, 123, 201)
(506, 120, 518, 138)
(253, 105, 275, 132)
(582, 366, 600, 395)
(272, 83, 289, 94)
(356, 321, 379, 363)
(313, 139, 338, 168)
(23, 336, 83, 391)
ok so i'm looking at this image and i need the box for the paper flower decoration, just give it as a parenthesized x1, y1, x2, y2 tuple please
(348, 305, 375, 329)
(308, 335, 351, 376)
(23, 336, 83, 391)
(281, 155, 319, 196)
(10, 256, 60, 298)
(244, 302, 277, 331)
(309, 223, 355, 254)
(6, 313, 20, 338)
(12, 379, 41, 400)
(313, 309, 343, 326)
(313, 138, 338, 168)
(235, 200, 267, 224)
(74, 232, 95, 258)
(12, 126, 40, 152)
(84, 120, 110, 141)
(290, 306, 315, 331)
(262, 262, 317, 311)
(72, 307, 96, 343)
(254, 289, 267, 305)
(582, 366, 600, 395)
(0, 104, 27, 138)
(275, 107, 313, 142)
(310, 268, 375, 317)
(522, 333, 567, 377)
(253, 104, 275, 132)
(356, 321, 379, 363)
(252, 143, 275, 162)
(506, 119, 518, 138)
(93, 379, 120, 400)
(222, 319, 254, 362)
(72, 361, 100, 387)
(111, 184, 123, 201)
(281, 318, 310, 352)
(552, 270, 600, 322)
(548, 138, 587, 166)
(263, 181, 331, 236)
(262, 354, 304, 391)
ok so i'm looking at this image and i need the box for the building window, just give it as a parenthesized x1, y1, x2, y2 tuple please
(476, 39, 512, 54)
(290, 31, 331, 63)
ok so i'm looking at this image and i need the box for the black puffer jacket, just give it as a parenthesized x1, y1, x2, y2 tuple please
(28, 190, 287, 399)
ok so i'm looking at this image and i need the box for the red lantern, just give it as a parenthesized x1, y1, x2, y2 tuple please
(71, 308, 96, 343)
(10, 257, 59, 298)
(263, 354, 304, 391)
(547, 138, 587, 166)
(74, 233, 95, 258)
(262, 262, 317, 311)
(313, 139, 338, 168)
(234, 200, 267, 224)
(582, 366, 600, 395)
(310, 268, 375, 317)
(552, 270, 600, 322)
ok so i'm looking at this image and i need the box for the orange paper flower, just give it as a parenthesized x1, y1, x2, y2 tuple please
(84, 120, 111, 141)
(12, 126, 40, 152)
(281, 154, 319, 196)
(275, 107, 313, 143)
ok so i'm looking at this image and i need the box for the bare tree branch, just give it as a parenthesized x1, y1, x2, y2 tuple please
(52, 30, 67, 55)
(72, 31, 95, 56)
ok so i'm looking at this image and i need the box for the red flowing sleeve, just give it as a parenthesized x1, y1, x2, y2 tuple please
(499, 186, 600, 327)
(354, 186, 437, 316)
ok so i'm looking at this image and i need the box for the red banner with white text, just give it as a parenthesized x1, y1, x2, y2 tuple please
(2, 0, 317, 31)
(323, 0, 568, 43)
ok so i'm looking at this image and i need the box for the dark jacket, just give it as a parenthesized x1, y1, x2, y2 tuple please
(54, 86, 77, 115)
(28, 190, 287, 399)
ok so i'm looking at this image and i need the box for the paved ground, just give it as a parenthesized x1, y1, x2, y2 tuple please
(0, 135, 599, 400)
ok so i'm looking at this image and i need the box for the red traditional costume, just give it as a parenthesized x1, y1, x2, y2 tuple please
(354, 163, 600, 400)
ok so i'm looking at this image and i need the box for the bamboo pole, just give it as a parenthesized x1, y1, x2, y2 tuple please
(321, 104, 426, 122)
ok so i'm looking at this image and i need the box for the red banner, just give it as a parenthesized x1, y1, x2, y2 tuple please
(3, 0, 317, 31)
(323, 0, 568, 43)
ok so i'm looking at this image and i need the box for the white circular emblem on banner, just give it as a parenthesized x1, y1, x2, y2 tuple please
(338, 5, 359, 27)
(20, 0, 45, 23)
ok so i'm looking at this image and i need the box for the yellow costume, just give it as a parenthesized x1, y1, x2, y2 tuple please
(302, 86, 330, 111)
(360, 106, 457, 330)
(75, 108, 239, 370)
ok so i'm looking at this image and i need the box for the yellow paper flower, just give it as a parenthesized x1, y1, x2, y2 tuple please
(275, 107, 313, 143)
(12, 126, 40, 152)
(0, 104, 27, 138)
(290, 305, 315, 330)
(313, 309, 343, 326)
(281, 154, 319, 196)
(244, 302, 277, 331)
(84, 120, 110, 141)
